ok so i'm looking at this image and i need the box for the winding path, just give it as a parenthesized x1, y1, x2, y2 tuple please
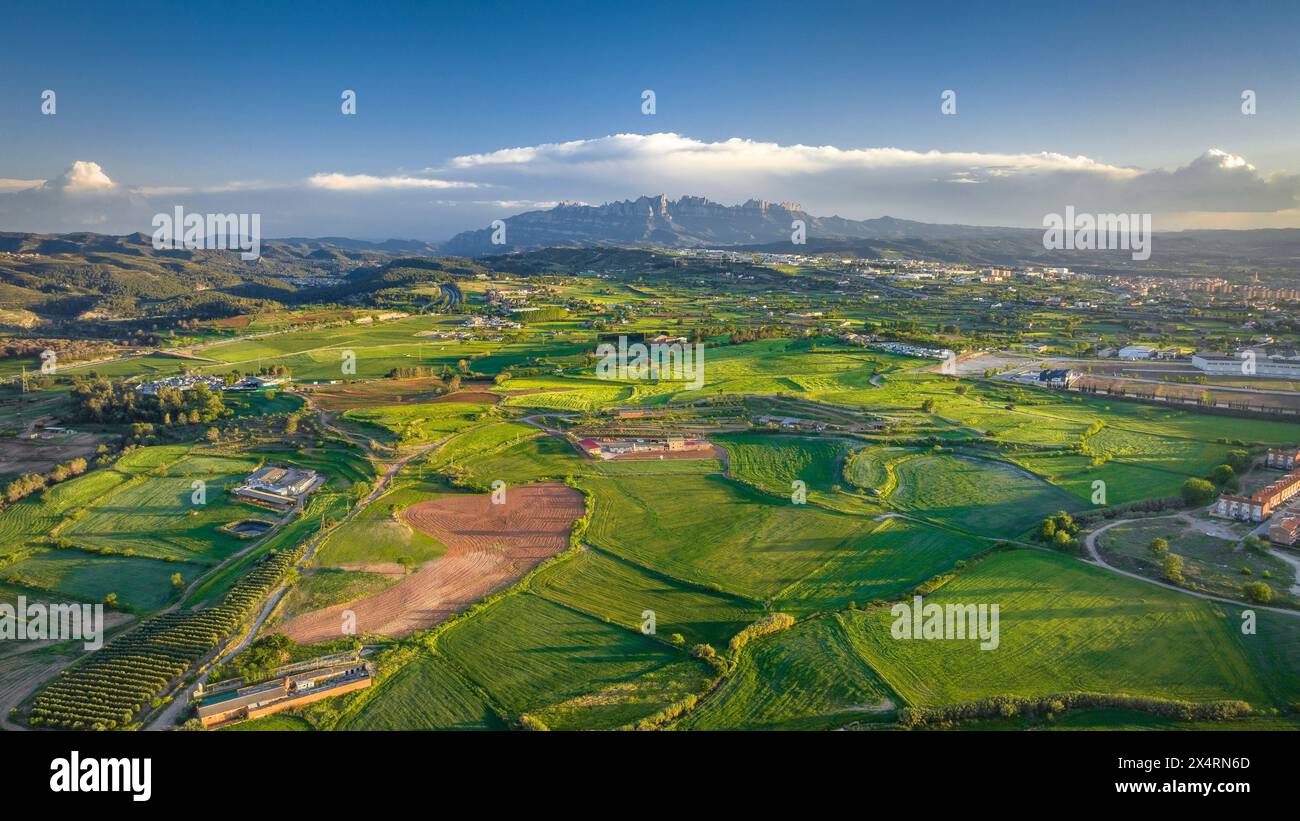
(1083, 517, 1300, 618)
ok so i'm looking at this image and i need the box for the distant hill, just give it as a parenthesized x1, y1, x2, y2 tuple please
(271, 236, 444, 255)
(0, 231, 468, 326)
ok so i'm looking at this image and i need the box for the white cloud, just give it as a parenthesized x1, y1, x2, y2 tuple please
(434, 134, 1300, 228)
(0, 179, 44, 193)
(470, 199, 560, 209)
(448, 132, 1137, 180)
(51, 161, 117, 193)
(133, 186, 192, 196)
(307, 173, 480, 192)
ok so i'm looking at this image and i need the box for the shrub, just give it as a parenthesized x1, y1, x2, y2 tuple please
(1243, 581, 1273, 604)
(1162, 553, 1185, 584)
(519, 714, 549, 731)
(1180, 478, 1216, 507)
(727, 613, 797, 655)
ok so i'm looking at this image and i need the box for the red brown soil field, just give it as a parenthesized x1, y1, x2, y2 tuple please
(278, 482, 583, 643)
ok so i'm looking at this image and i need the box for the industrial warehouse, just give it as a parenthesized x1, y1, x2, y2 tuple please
(231, 465, 325, 510)
(195, 661, 374, 728)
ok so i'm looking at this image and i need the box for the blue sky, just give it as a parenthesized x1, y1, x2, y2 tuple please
(2, 0, 1298, 238)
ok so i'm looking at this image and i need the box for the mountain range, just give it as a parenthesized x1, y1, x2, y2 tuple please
(440, 195, 1020, 256)
(439, 194, 1300, 275)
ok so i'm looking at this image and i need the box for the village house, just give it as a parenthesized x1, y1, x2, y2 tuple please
(1037, 368, 1081, 389)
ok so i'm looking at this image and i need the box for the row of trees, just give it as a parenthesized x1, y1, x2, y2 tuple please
(3, 457, 88, 504)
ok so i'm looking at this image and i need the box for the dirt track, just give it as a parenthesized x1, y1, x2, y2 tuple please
(279, 482, 583, 643)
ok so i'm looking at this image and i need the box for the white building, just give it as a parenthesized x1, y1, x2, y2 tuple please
(1037, 368, 1081, 388)
(1117, 345, 1156, 360)
(1192, 350, 1300, 379)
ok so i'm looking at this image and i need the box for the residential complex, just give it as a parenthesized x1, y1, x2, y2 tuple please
(1213, 457, 1300, 523)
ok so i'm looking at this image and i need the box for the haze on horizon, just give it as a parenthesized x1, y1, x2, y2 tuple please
(1, 0, 1298, 240)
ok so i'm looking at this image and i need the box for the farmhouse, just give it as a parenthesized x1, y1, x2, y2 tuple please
(647, 333, 688, 345)
(486, 288, 534, 306)
(232, 465, 324, 510)
(608, 407, 669, 419)
(579, 436, 711, 459)
(756, 414, 827, 431)
(1037, 368, 1081, 389)
(462, 315, 522, 330)
(225, 375, 283, 391)
(195, 661, 373, 728)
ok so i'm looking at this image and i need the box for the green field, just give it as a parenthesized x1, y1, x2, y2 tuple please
(843, 550, 1279, 709)
(342, 402, 491, 445)
(2, 551, 204, 611)
(679, 615, 895, 730)
(774, 516, 987, 613)
(580, 473, 878, 604)
(339, 653, 505, 731)
(890, 453, 1083, 538)
(436, 592, 710, 729)
(314, 484, 446, 568)
(718, 433, 851, 496)
(530, 548, 760, 648)
(275, 567, 398, 620)
(0, 444, 370, 614)
(59, 452, 260, 562)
